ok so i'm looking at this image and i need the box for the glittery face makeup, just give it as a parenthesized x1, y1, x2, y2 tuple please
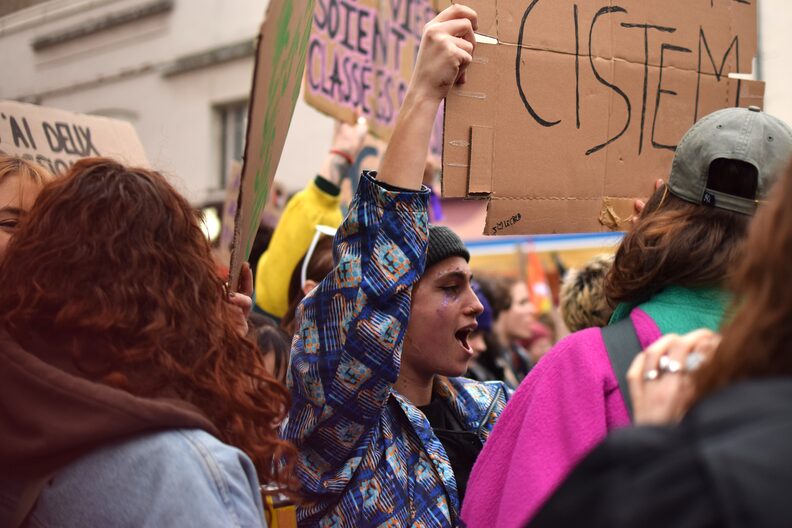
(402, 257, 484, 380)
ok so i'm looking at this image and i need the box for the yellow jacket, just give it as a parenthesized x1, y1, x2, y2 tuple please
(254, 177, 342, 318)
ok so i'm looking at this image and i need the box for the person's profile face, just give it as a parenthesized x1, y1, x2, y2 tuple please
(502, 282, 537, 341)
(402, 257, 484, 378)
(0, 174, 41, 262)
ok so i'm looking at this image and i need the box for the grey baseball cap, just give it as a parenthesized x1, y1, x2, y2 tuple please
(668, 106, 792, 215)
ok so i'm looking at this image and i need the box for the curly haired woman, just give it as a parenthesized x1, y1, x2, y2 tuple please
(0, 158, 295, 527)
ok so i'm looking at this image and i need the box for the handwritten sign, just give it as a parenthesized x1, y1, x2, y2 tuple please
(0, 100, 148, 175)
(443, 0, 763, 235)
(228, 0, 316, 290)
(304, 0, 437, 140)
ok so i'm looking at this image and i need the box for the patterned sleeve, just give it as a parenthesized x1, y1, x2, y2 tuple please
(281, 172, 429, 503)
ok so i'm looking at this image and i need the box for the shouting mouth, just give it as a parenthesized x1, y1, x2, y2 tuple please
(454, 324, 477, 354)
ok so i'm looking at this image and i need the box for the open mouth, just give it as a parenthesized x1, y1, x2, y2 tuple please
(454, 326, 475, 353)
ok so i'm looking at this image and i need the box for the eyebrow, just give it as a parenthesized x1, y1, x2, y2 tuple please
(435, 270, 472, 282)
(0, 206, 24, 216)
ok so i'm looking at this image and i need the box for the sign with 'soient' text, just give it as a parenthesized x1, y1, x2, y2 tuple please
(304, 0, 436, 140)
(0, 100, 148, 175)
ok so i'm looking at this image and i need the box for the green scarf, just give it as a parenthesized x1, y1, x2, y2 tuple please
(610, 286, 732, 335)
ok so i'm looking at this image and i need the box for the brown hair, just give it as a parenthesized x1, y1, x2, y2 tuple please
(280, 234, 335, 336)
(693, 159, 792, 400)
(249, 312, 291, 383)
(605, 183, 750, 305)
(0, 158, 296, 492)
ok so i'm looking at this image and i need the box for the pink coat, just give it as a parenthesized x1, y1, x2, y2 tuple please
(461, 309, 662, 527)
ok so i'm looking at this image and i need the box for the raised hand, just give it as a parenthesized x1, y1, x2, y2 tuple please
(627, 329, 721, 425)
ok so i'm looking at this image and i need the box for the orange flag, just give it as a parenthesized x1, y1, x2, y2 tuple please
(526, 250, 553, 314)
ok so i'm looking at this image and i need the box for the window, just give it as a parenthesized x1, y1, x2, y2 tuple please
(217, 101, 248, 188)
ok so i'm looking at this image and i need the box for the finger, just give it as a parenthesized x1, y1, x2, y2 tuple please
(699, 333, 722, 357)
(239, 262, 253, 296)
(451, 35, 475, 55)
(627, 351, 646, 385)
(654, 178, 664, 191)
(227, 293, 252, 311)
(433, 17, 476, 46)
(433, 3, 478, 31)
(454, 49, 473, 84)
(677, 329, 720, 371)
(643, 333, 680, 377)
(663, 333, 697, 373)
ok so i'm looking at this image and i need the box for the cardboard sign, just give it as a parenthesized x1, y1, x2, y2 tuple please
(228, 0, 316, 290)
(443, 0, 764, 235)
(303, 0, 437, 140)
(0, 100, 148, 175)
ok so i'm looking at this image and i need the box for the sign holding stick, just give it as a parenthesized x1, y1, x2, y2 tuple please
(228, 0, 316, 291)
(0, 100, 148, 175)
(443, 0, 763, 235)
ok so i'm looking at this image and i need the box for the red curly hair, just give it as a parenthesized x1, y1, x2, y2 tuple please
(0, 158, 296, 492)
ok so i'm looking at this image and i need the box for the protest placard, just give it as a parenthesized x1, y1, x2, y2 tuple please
(443, 0, 764, 235)
(303, 0, 439, 139)
(0, 100, 148, 175)
(228, 0, 316, 291)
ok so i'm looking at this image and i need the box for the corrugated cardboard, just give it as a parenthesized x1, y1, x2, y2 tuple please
(229, 0, 315, 290)
(0, 100, 148, 175)
(443, 0, 763, 235)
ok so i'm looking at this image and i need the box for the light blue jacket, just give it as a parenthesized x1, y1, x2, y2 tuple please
(0, 429, 266, 527)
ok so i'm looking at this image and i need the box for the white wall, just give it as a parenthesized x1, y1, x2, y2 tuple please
(759, 0, 792, 126)
(0, 0, 333, 203)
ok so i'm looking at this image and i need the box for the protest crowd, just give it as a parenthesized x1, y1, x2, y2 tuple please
(3, 3, 792, 528)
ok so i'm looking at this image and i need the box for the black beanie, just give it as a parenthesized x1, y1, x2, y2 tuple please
(426, 225, 470, 269)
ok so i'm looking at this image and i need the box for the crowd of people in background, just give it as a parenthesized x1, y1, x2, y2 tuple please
(3, 3, 792, 528)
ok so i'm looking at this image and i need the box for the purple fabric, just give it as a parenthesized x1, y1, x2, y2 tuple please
(461, 308, 662, 528)
(429, 188, 444, 222)
(472, 281, 493, 332)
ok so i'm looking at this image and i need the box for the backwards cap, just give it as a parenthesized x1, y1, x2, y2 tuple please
(668, 106, 792, 215)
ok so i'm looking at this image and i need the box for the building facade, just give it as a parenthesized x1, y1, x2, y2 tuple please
(0, 0, 331, 205)
(1, 0, 790, 208)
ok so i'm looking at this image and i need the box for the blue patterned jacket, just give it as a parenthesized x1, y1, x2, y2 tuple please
(281, 173, 510, 527)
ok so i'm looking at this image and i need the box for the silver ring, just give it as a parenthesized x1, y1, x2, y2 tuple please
(686, 351, 706, 372)
(659, 356, 683, 374)
(643, 368, 660, 381)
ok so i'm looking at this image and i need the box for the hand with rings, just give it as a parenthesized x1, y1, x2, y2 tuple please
(627, 329, 721, 425)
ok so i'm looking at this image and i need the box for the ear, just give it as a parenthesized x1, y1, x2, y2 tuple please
(302, 279, 318, 296)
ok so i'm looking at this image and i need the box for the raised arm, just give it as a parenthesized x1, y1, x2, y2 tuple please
(378, 4, 477, 190)
(281, 5, 479, 522)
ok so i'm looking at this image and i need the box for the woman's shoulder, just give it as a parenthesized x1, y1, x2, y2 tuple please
(26, 429, 266, 528)
(542, 326, 611, 371)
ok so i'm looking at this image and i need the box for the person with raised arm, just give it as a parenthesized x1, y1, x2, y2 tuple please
(280, 5, 512, 526)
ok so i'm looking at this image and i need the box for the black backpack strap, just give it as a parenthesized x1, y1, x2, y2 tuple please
(601, 317, 642, 420)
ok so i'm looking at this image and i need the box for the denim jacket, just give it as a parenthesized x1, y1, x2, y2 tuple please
(0, 429, 266, 527)
(281, 173, 510, 527)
